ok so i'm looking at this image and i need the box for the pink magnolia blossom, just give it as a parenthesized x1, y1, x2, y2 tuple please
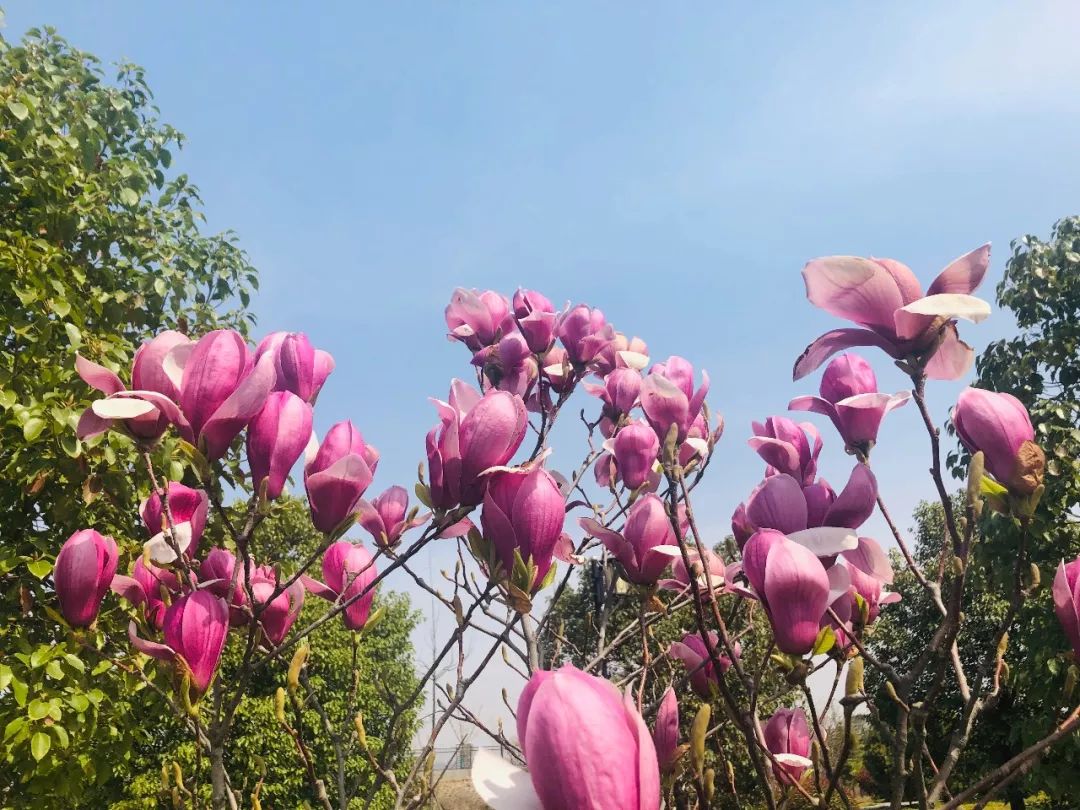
(197, 548, 248, 626)
(250, 567, 304, 646)
(357, 486, 430, 548)
(556, 304, 616, 368)
(304, 421, 379, 534)
(789, 353, 910, 454)
(303, 541, 378, 631)
(593, 333, 650, 377)
(481, 467, 567, 591)
(794, 244, 991, 381)
(513, 289, 558, 353)
(426, 381, 528, 509)
(539, 346, 576, 395)
(954, 387, 1043, 495)
(1053, 558, 1080, 661)
(748, 416, 821, 485)
(111, 557, 182, 630)
(446, 288, 511, 351)
(54, 529, 118, 627)
(653, 687, 681, 774)
(247, 391, 313, 500)
(742, 530, 831, 655)
(140, 482, 210, 562)
(668, 631, 739, 699)
(255, 331, 334, 403)
(169, 329, 277, 460)
(473, 332, 539, 397)
(640, 356, 710, 444)
(764, 708, 813, 784)
(75, 330, 191, 443)
(472, 665, 660, 810)
(128, 590, 229, 694)
(579, 494, 681, 585)
(608, 420, 660, 491)
(585, 367, 642, 424)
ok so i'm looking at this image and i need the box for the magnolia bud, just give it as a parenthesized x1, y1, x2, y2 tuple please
(288, 642, 308, 692)
(691, 704, 710, 777)
(846, 656, 865, 697)
(274, 688, 286, 723)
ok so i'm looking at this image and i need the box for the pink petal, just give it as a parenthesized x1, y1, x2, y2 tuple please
(802, 255, 905, 331)
(842, 537, 894, 584)
(924, 324, 975, 381)
(76, 355, 125, 395)
(793, 328, 898, 381)
(928, 243, 991, 296)
(127, 621, 176, 661)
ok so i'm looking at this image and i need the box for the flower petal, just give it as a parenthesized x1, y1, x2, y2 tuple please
(894, 294, 990, 341)
(787, 526, 859, 556)
(802, 256, 905, 330)
(470, 749, 543, 810)
(928, 243, 991, 296)
(793, 329, 898, 381)
(76, 355, 125, 395)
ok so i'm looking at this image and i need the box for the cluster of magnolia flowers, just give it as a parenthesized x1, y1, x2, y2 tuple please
(49, 243, 1072, 810)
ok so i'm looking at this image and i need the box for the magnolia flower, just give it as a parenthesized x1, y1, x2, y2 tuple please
(513, 289, 558, 353)
(54, 530, 118, 627)
(304, 421, 379, 534)
(481, 467, 567, 592)
(75, 330, 191, 443)
(357, 486, 429, 548)
(593, 333, 650, 377)
(446, 288, 511, 350)
(426, 381, 527, 509)
(111, 557, 182, 630)
(764, 708, 813, 784)
(197, 548, 248, 626)
(789, 353, 910, 454)
(579, 494, 681, 585)
(605, 420, 660, 491)
(556, 304, 615, 368)
(473, 332, 539, 397)
(668, 631, 739, 699)
(254, 331, 334, 403)
(250, 567, 304, 646)
(954, 387, 1044, 496)
(748, 416, 821, 485)
(1053, 558, 1080, 661)
(794, 244, 991, 381)
(247, 391, 313, 500)
(584, 367, 642, 423)
(140, 482, 210, 563)
(640, 356, 710, 444)
(472, 665, 660, 810)
(742, 530, 831, 655)
(303, 541, 378, 631)
(128, 590, 229, 694)
(653, 687, 681, 775)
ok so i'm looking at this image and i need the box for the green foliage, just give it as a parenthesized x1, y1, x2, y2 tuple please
(963, 216, 1080, 804)
(0, 25, 257, 805)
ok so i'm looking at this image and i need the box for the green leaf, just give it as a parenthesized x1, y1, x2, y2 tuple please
(0, 389, 15, 409)
(51, 724, 69, 749)
(26, 559, 52, 579)
(7, 100, 28, 120)
(22, 417, 46, 442)
(68, 694, 89, 713)
(45, 660, 64, 680)
(60, 435, 81, 458)
(0, 664, 11, 691)
(4, 717, 26, 742)
(28, 699, 49, 721)
(51, 299, 71, 318)
(812, 625, 836, 656)
(31, 731, 51, 761)
(11, 679, 27, 706)
(64, 323, 82, 348)
(119, 187, 139, 206)
(63, 653, 86, 673)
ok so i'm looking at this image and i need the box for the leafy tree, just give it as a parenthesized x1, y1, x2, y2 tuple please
(961, 216, 1080, 805)
(0, 25, 250, 804)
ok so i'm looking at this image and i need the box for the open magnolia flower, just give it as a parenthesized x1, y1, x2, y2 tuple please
(794, 244, 991, 381)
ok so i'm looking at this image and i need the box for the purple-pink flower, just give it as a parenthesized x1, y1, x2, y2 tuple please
(54, 529, 118, 627)
(764, 708, 812, 784)
(473, 332, 539, 397)
(303, 541, 378, 631)
(954, 387, 1043, 496)
(556, 304, 615, 369)
(513, 289, 558, 354)
(446, 288, 511, 351)
(748, 416, 821, 485)
(742, 530, 831, 655)
(653, 686, 681, 774)
(250, 567, 304, 646)
(640, 356, 710, 444)
(357, 486, 429, 548)
(471, 665, 660, 810)
(794, 244, 991, 381)
(668, 631, 738, 699)
(609, 420, 660, 491)
(1053, 558, 1080, 661)
(426, 381, 528, 509)
(247, 391, 313, 500)
(128, 590, 229, 695)
(304, 421, 379, 534)
(481, 467, 566, 592)
(111, 557, 182, 630)
(255, 331, 334, 403)
(789, 353, 910, 454)
(579, 494, 680, 585)
(140, 482, 210, 562)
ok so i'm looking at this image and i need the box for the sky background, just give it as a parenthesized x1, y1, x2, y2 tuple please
(10, 0, 1080, 750)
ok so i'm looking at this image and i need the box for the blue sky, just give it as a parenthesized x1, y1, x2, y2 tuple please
(10, 0, 1080, 741)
